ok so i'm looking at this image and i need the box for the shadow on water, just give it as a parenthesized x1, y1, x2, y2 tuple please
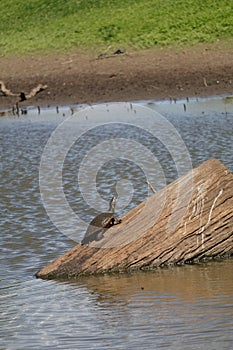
(62, 259, 233, 303)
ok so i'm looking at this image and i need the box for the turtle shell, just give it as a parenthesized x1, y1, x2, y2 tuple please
(81, 212, 115, 245)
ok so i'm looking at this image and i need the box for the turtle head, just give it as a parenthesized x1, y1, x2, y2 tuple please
(109, 196, 117, 212)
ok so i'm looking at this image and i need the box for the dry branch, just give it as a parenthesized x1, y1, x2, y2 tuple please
(36, 158, 233, 280)
(203, 77, 208, 87)
(0, 81, 18, 96)
(0, 80, 47, 101)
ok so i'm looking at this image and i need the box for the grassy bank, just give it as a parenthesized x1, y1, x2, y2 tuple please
(0, 0, 232, 55)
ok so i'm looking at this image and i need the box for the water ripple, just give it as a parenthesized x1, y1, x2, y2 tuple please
(0, 100, 233, 350)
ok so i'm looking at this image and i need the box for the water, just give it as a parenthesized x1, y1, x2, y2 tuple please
(0, 98, 233, 349)
(1, 262, 233, 350)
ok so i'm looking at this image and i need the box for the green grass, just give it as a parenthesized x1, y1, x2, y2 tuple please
(0, 0, 233, 55)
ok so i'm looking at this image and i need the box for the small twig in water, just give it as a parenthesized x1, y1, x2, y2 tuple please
(146, 179, 156, 194)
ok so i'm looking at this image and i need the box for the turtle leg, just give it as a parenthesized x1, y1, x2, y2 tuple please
(113, 217, 122, 225)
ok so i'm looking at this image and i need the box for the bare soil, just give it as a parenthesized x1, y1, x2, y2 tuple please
(0, 43, 232, 109)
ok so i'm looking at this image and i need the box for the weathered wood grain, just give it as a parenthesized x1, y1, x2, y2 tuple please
(36, 158, 233, 279)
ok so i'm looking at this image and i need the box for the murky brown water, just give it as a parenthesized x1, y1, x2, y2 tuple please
(0, 98, 233, 349)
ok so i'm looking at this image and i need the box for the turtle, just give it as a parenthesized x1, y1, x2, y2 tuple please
(81, 196, 121, 245)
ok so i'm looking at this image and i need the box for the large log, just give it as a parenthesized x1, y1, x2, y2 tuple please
(36, 158, 233, 279)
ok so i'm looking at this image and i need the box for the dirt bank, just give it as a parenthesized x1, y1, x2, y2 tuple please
(0, 43, 232, 109)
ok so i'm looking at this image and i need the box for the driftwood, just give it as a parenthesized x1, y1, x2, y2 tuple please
(36, 158, 233, 279)
(0, 80, 47, 101)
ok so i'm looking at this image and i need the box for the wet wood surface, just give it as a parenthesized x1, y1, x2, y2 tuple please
(36, 158, 233, 279)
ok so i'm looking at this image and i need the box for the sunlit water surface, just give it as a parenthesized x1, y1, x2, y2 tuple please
(0, 98, 233, 349)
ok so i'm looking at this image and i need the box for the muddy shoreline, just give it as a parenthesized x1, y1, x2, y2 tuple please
(0, 44, 232, 109)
